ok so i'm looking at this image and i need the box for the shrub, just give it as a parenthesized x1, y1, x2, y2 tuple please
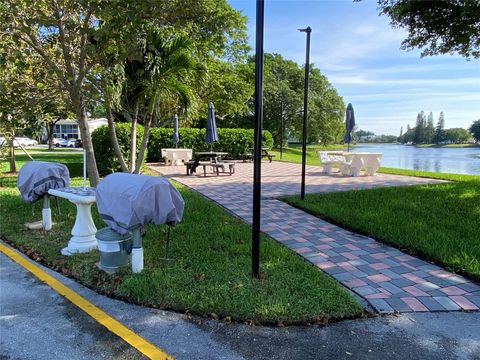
(92, 123, 145, 176)
(147, 128, 274, 162)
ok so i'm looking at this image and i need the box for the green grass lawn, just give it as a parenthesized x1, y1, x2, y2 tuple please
(283, 171, 480, 281)
(270, 144, 346, 165)
(0, 148, 362, 325)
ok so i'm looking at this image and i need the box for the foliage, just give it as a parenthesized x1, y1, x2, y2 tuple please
(147, 127, 274, 162)
(443, 127, 471, 144)
(231, 54, 344, 147)
(376, 0, 480, 58)
(0, 150, 362, 324)
(397, 111, 471, 145)
(283, 173, 480, 280)
(470, 119, 480, 143)
(92, 123, 145, 176)
(435, 112, 445, 144)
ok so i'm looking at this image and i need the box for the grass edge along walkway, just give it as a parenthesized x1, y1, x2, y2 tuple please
(282, 170, 480, 282)
(0, 150, 363, 325)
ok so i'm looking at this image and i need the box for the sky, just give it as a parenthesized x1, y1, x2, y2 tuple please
(228, 0, 480, 135)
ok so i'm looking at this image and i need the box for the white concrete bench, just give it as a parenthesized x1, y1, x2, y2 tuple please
(318, 151, 348, 174)
(161, 148, 192, 166)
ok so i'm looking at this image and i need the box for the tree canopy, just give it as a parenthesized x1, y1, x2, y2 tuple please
(470, 119, 480, 143)
(376, 0, 480, 58)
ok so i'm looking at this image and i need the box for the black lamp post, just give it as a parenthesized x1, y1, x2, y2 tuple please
(252, 0, 264, 278)
(280, 95, 284, 160)
(299, 26, 311, 200)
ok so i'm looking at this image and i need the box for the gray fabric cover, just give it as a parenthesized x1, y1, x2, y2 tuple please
(17, 161, 70, 203)
(96, 173, 184, 234)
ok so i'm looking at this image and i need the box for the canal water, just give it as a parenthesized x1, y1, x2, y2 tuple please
(352, 144, 480, 176)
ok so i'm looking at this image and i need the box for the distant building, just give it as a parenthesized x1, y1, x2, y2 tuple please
(49, 118, 108, 140)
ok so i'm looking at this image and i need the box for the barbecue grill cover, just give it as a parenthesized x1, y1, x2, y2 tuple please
(96, 173, 184, 234)
(17, 161, 70, 203)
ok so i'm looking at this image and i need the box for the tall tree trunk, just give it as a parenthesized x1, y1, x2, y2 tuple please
(129, 102, 139, 173)
(133, 112, 153, 174)
(74, 96, 100, 187)
(106, 102, 129, 172)
(8, 133, 16, 173)
(47, 120, 57, 150)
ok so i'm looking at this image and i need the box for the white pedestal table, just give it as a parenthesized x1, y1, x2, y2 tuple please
(48, 187, 97, 256)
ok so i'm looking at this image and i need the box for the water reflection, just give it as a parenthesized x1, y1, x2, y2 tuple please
(353, 144, 480, 176)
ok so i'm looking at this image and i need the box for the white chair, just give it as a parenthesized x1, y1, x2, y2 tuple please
(363, 156, 381, 176)
(318, 151, 334, 174)
(349, 156, 364, 176)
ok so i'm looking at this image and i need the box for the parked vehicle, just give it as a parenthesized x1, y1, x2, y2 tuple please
(74, 139, 83, 148)
(52, 138, 63, 147)
(59, 139, 76, 147)
(14, 137, 38, 147)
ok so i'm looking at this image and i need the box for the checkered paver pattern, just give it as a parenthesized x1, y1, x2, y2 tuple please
(149, 161, 480, 313)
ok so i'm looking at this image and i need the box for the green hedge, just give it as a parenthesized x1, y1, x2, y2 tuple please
(92, 124, 273, 172)
(92, 123, 145, 176)
(146, 128, 273, 162)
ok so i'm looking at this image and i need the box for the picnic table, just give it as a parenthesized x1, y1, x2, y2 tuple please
(185, 151, 229, 176)
(243, 147, 276, 163)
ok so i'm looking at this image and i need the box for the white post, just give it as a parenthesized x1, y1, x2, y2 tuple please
(42, 194, 52, 231)
(83, 149, 87, 190)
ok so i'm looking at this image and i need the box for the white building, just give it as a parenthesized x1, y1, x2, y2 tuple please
(52, 118, 108, 140)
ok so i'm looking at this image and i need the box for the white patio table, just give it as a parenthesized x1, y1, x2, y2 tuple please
(48, 187, 97, 256)
(342, 152, 383, 176)
(161, 148, 193, 166)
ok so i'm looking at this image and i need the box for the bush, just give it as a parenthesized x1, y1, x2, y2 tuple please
(147, 128, 273, 162)
(92, 123, 145, 176)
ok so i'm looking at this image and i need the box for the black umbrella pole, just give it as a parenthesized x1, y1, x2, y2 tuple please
(252, 0, 264, 279)
(300, 27, 311, 200)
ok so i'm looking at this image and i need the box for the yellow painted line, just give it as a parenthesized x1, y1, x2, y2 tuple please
(0, 243, 173, 360)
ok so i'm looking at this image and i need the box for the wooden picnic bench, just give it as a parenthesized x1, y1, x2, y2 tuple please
(242, 148, 276, 163)
(199, 161, 235, 177)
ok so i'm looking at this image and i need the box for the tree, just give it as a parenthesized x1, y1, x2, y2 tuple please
(443, 128, 471, 144)
(239, 53, 344, 147)
(435, 112, 445, 144)
(1, 0, 106, 184)
(0, 37, 44, 171)
(376, 0, 480, 58)
(469, 119, 480, 143)
(414, 111, 426, 144)
(426, 112, 435, 144)
(1, 0, 248, 184)
(399, 126, 403, 139)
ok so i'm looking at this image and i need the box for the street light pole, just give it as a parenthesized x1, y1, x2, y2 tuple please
(299, 26, 311, 200)
(252, 0, 264, 278)
(280, 96, 284, 160)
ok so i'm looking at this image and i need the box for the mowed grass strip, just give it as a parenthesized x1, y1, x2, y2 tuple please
(0, 149, 362, 324)
(283, 175, 480, 281)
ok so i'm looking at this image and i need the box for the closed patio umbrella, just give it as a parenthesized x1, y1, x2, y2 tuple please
(172, 114, 179, 148)
(205, 102, 218, 152)
(343, 103, 355, 152)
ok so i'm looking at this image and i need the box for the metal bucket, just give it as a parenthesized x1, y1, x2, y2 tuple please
(96, 227, 132, 272)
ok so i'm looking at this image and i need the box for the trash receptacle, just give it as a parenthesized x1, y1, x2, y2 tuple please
(96, 227, 132, 272)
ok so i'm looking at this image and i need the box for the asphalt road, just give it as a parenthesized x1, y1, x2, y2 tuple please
(1, 247, 479, 360)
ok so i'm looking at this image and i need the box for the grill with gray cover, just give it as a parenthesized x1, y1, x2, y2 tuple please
(96, 173, 184, 273)
(17, 161, 70, 230)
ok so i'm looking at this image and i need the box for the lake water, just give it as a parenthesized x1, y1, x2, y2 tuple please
(352, 144, 480, 176)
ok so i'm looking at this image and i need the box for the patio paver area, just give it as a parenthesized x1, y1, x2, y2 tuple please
(149, 161, 480, 313)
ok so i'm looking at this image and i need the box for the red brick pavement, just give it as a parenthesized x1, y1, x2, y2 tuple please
(149, 161, 480, 313)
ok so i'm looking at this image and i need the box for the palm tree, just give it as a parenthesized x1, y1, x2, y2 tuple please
(130, 30, 199, 173)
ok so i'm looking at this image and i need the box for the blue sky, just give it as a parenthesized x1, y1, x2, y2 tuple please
(228, 0, 480, 135)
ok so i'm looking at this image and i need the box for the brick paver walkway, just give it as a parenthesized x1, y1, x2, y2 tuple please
(149, 161, 480, 313)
